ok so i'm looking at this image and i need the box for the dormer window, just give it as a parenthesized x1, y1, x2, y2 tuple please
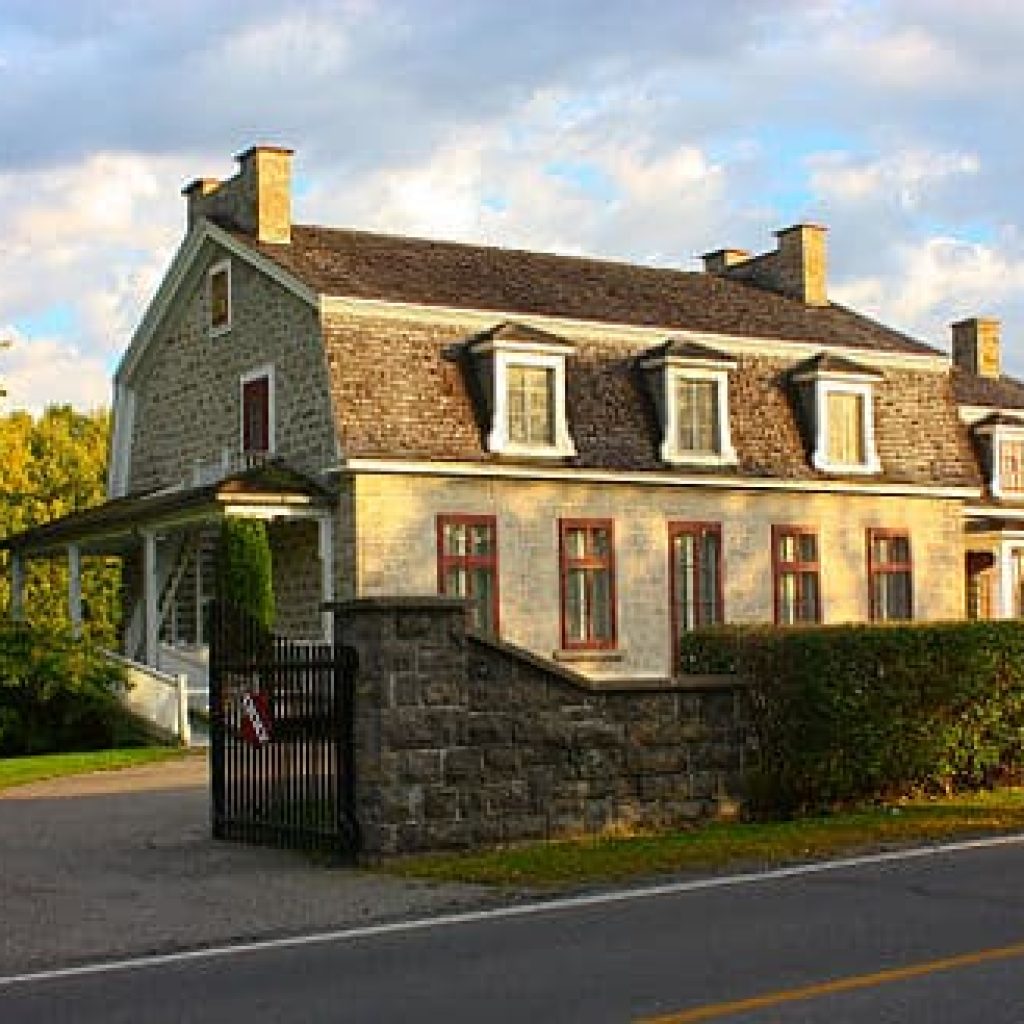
(466, 323, 576, 458)
(639, 341, 737, 466)
(791, 354, 882, 475)
(973, 415, 1024, 498)
(208, 259, 232, 336)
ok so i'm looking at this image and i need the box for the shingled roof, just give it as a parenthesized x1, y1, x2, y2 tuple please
(952, 366, 1024, 410)
(236, 224, 941, 357)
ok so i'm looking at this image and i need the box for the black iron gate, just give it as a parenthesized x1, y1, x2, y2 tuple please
(209, 601, 359, 857)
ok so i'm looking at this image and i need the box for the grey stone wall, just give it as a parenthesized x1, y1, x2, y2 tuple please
(334, 597, 748, 857)
(128, 246, 336, 493)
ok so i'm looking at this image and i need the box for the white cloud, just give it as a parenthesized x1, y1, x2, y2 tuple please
(808, 149, 980, 210)
(1, 329, 110, 416)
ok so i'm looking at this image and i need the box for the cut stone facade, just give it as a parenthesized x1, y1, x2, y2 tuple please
(128, 246, 336, 493)
(350, 473, 965, 678)
(337, 598, 748, 857)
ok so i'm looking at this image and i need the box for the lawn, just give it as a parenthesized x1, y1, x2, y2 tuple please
(0, 747, 194, 792)
(380, 788, 1024, 887)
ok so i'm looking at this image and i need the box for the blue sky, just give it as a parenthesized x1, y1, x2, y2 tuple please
(3, 0, 1024, 412)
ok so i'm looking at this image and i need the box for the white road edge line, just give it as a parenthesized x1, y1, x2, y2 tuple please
(3, 832, 1024, 989)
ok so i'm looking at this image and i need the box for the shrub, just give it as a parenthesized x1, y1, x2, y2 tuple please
(0, 621, 148, 755)
(217, 518, 275, 630)
(678, 621, 1024, 814)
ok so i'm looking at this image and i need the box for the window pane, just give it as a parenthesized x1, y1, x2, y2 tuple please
(566, 568, 587, 641)
(443, 523, 466, 556)
(1001, 441, 1024, 493)
(565, 528, 586, 559)
(210, 269, 229, 327)
(698, 532, 720, 625)
(827, 392, 865, 465)
(508, 365, 554, 445)
(469, 525, 492, 555)
(471, 568, 494, 634)
(779, 573, 798, 625)
(798, 572, 819, 622)
(591, 568, 613, 640)
(798, 533, 817, 563)
(444, 566, 467, 596)
(674, 534, 696, 631)
(678, 379, 719, 454)
(591, 528, 611, 559)
(778, 534, 796, 562)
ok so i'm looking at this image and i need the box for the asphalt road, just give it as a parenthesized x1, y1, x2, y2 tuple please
(4, 837, 1024, 1023)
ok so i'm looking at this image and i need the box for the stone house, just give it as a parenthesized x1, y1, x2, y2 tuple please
(4, 144, 1024, 688)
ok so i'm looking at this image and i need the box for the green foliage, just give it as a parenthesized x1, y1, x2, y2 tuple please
(218, 518, 275, 630)
(679, 621, 1024, 813)
(0, 621, 148, 755)
(0, 406, 120, 644)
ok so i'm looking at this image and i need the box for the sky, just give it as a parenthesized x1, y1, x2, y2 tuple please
(3, 0, 1024, 414)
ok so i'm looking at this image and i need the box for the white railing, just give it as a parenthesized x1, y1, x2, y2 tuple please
(158, 644, 209, 714)
(188, 449, 270, 488)
(103, 650, 191, 746)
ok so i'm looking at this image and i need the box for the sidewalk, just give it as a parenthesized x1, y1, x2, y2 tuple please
(0, 757, 495, 976)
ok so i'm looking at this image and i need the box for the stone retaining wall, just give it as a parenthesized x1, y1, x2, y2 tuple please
(333, 597, 749, 857)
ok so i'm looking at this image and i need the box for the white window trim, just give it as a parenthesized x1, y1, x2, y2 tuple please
(978, 424, 1024, 498)
(487, 348, 576, 458)
(811, 378, 881, 475)
(208, 259, 232, 338)
(239, 363, 276, 456)
(661, 365, 737, 467)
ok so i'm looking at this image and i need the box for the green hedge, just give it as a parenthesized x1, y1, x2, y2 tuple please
(218, 518, 275, 631)
(679, 621, 1024, 813)
(0, 622, 147, 755)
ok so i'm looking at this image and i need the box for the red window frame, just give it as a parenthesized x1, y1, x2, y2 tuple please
(867, 528, 913, 621)
(772, 525, 821, 625)
(668, 522, 724, 663)
(559, 518, 617, 650)
(242, 375, 270, 455)
(436, 515, 499, 637)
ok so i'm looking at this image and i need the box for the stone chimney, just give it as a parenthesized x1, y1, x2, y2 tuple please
(702, 223, 828, 306)
(183, 145, 294, 243)
(952, 317, 1001, 378)
(701, 248, 750, 275)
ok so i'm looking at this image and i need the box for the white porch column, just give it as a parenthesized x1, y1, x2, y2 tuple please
(67, 544, 83, 638)
(998, 540, 1017, 619)
(318, 514, 335, 644)
(143, 530, 159, 667)
(10, 552, 25, 621)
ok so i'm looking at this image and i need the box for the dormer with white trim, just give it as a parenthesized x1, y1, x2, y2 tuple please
(790, 353, 883, 475)
(639, 340, 738, 467)
(466, 322, 577, 458)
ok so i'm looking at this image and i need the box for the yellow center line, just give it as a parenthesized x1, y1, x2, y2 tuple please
(635, 939, 1024, 1023)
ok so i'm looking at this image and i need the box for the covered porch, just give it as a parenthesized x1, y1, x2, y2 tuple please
(0, 464, 338, 706)
(964, 510, 1024, 620)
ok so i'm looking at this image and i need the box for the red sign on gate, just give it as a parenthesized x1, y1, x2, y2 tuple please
(239, 690, 273, 747)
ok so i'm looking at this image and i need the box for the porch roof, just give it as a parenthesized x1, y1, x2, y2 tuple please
(0, 463, 333, 557)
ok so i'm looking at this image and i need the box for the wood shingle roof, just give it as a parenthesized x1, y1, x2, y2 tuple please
(238, 224, 940, 357)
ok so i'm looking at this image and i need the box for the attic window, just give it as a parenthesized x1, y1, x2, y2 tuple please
(973, 417, 1024, 498)
(791, 355, 882, 475)
(639, 341, 737, 467)
(467, 324, 577, 458)
(209, 260, 232, 336)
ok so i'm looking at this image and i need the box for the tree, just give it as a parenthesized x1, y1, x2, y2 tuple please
(217, 518, 275, 631)
(0, 406, 120, 643)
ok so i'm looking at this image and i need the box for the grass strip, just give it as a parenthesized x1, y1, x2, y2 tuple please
(380, 788, 1024, 888)
(0, 747, 194, 792)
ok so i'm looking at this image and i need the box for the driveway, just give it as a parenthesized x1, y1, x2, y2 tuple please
(0, 754, 494, 975)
